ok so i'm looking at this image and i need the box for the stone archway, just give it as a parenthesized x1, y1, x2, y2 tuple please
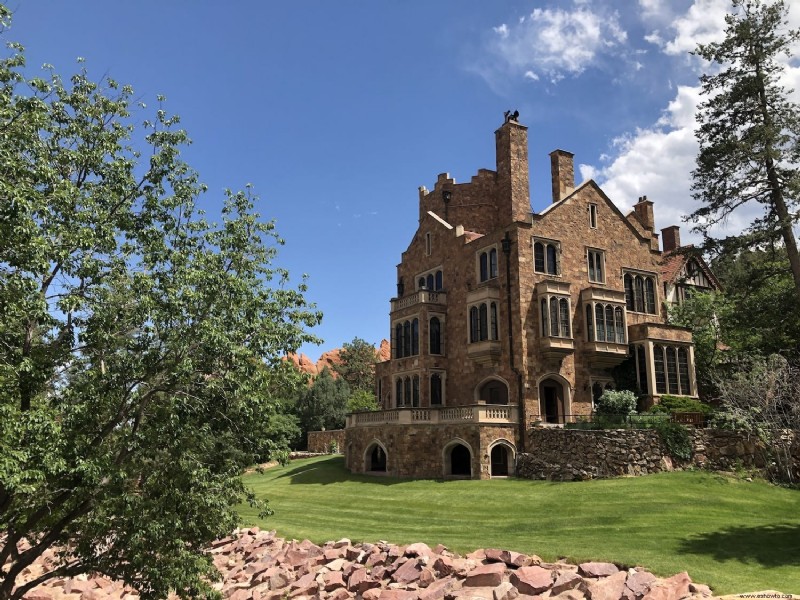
(475, 377, 509, 405)
(363, 440, 387, 473)
(538, 376, 569, 424)
(443, 439, 474, 479)
(488, 439, 516, 477)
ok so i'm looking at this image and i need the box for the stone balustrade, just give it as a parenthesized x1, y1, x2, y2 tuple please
(390, 290, 447, 312)
(346, 404, 519, 428)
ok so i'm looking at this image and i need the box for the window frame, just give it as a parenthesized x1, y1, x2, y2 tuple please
(623, 270, 659, 315)
(587, 248, 606, 283)
(416, 266, 444, 291)
(533, 237, 561, 276)
(468, 301, 499, 343)
(589, 203, 598, 229)
(477, 246, 499, 283)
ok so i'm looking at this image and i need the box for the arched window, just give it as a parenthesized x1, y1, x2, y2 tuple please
(404, 376, 411, 406)
(636, 345, 649, 394)
(489, 248, 498, 279)
(546, 244, 558, 274)
(549, 297, 559, 337)
(534, 242, 545, 272)
(490, 302, 498, 340)
(605, 305, 614, 343)
(614, 307, 625, 343)
(634, 276, 644, 312)
(586, 304, 594, 342)
(479, 252, 489, 282)
(429, 317, 441, 354)
(394, 323, 402, 358)
(479, 303, 488, 340)
(624, 274, 634, 310)
(435, 270, 443, 290)
(431, 373, 442, 405)
(541, 299, 548, 336)
(469, 306, 479, 343)
(426, 273, 434, 291)
(666, 347, 679, 394)
(418, 277, 426, 289)
(395, 378, 403, 407)
(412, 375, 420, 407)
(411, 318, 419, 355)
(645, 278, 656, 314)
(403, 321, 411, 357)
(595, 304, 605, 342)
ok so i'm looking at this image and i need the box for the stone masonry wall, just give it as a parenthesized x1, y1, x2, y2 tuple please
(307, 429, 346, 454)
(517, 428, 767, 481)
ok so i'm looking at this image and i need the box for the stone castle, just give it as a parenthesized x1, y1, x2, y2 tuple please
(344, 115, 716, 480)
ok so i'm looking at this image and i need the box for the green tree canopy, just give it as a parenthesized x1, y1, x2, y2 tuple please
(295, 367, 350, 435)
(690, 0, 800, 299)
(333, 337, 378, 394)
(0, 10, 320, 599)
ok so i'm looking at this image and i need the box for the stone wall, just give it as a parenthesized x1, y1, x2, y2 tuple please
(517, 428, 768, 481)
(345, 423, 518, 480)
(307, 429, 346, 454)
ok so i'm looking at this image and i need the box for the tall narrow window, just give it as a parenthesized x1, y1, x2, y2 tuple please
(403, 321, 411, 357)
(534, 242, 545, 272)
(624, 274, 634, 310)
(395, 378, 403, 407)
(614, 307, 625, 343)
(469, 306, 479, 343)
(636, 345, 648, 394)
(435, 270, 443, 290)
(666, 347, 679, 394)
(430, 317, 441, 354)
(654, 345, 667, 394)
(412, 376, 420, 407)
(394, 323, 402, 358)
(605, 305, 615, 343)
(541, 299, 548, 336)
(404, 376, 411, 406)
(595, 304, 605, 341)
(645, 278, 656, 314)
(489, 248, 498, 279)
(426, 274, 434, 291)
(546, 245, 558, 274)
(634, 276, 644, 312)
(589, 203, 598, 228)
(411, 318, 419, 355)
(549, 297, 559, 338)
(678, 348, 690, 395)
(431, 373, 442, 405)
(559, 298, 570, 338)
(425, 232, 432, 256)
(479, 303, 488, 340)
(479, 252, 488, 282)
(586, 305, 594, 342)
(490, 302, 499, 340)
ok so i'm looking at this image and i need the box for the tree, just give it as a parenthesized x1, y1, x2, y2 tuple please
(689, 0, 800, 300)
(347, 389, 380, 413)
(0, 11, 320, 599)
(294, 367, 350, 437)
(333, 337, 378, 394)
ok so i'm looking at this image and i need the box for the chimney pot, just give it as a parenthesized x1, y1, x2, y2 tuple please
(661, 225, 681, 253)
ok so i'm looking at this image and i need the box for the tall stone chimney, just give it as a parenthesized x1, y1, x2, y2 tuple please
(495, 119, 530, 223)
(634, 195, 654, 231)
(661, 225, 681, 253)
(549, 149, 575, 203)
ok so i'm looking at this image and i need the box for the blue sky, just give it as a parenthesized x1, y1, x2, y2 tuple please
(7, 1, 800, 359)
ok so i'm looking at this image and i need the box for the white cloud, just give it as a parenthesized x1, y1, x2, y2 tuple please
(485, 4, 629, 83)
(660, 0, 729, 57)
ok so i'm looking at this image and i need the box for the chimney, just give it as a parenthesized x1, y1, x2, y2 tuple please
(634, 195, 654, 230)
(549, 149, 575, 203)
(661, 225, 681, 253)
(495, 119, 530, 223)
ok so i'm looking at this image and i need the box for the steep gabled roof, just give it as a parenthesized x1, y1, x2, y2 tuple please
(661, 245, 722, 289)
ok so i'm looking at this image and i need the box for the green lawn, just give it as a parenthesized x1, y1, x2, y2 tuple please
(238, 456, 800, 595)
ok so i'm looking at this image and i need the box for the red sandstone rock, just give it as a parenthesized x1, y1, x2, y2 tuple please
(509, 566, 552, 595)
(642, 571, 691, 600)
(405, 543, 434, 558)
(450, 586, 497, 600)
(328, 589, 354, 600)
(433, 556, 455, 577)
(689, 582, 712, 596)
(465, 563, 506, 588)
(323, 571, 346, 591)
(577, 562, 619, 578)
(418, 576, 458, 600)
(378, 590, 420, 600)
(587, 571, 626, 600)
(625, 570, 657, 596)
(392, 558, 423, 584)
(492, 581, 519, 600)
(550, 572, 584, 596)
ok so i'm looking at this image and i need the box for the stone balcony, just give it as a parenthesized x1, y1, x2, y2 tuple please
(584, 340, 629, 367)
(346, 403, 519, 428)
(540, 336, 575, 359)
(391, 290, 447, 313)
(467, 339, 503, 365)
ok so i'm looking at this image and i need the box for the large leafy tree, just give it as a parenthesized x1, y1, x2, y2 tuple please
(295, 367, 350, 436)
(689, 0, 800, 300)
(0, 9, 320, 600)
(333, 337, 378, 395)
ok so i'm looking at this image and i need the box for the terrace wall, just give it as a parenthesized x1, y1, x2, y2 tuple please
(516, 428, 767, 481)
(307, 429, 346, 454)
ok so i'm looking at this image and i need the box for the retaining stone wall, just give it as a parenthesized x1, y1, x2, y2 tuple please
(517, 428, 768, 481)
(307, 429, 346, 454)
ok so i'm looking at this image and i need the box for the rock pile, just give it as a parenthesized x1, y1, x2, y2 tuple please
(13, 528, 718, 600)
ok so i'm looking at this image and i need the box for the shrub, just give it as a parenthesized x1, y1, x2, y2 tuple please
(655, 421, 694, 461)
(594, 390, 637, 416)
(650, 395, 714, 415)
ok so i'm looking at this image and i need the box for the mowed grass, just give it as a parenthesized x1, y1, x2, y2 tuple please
(238, 456, 800, 595)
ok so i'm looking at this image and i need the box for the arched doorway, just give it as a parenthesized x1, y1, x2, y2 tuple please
(364, 441, 387, 473)
(477, 378, 509, 405)
(490, 445, 509, 476)
(539, 377, 566, 424)
(443, 440, 473, 478)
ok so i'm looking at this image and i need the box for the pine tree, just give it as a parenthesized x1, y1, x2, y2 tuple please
(690, 0, 800, 299)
